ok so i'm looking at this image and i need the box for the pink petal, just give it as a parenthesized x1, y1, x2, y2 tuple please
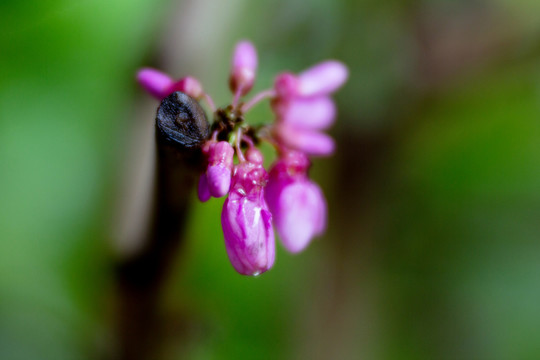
(275, 124, 335, 156)
(168, 76, 203, 99)
(298, 61, 348, 96)
(207, 141, 235, 168)
(198, 173, 211, 202)
(274, 96, 336, 130)
(274, 72, 299, 99)
(137, 68, 174, 99)
(271, 179, 327, 253)
(221, 189, 275, 276)
(245, 147, 264, 165)
(229, 40, 258, 96)
(207, 165, 232, 198)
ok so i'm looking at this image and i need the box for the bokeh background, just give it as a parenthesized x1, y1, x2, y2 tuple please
(1, 0, 540, 359)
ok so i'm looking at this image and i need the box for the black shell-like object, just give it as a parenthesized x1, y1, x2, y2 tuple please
(156, 92, 210, 148)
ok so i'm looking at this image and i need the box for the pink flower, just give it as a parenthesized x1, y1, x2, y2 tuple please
(137, 68, 203, 100)
(221, 148, 275, 275)
(274, 61, 348, 98)
(296, 61, 348, 97)
(272, 61, 348, 156)
(274, 123, 335, 156)
(229, 41, 258, 97)
(204, 141, 234, 198)
(137, 42, 347, 275)
(265, 151, 327, 253)
(272, 96, 336, 130)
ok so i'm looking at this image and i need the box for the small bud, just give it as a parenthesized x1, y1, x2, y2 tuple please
(229, 41, 258, 96)
(205, 141, 235, 198)
(137, 68, 174, 99)
(169, 76, 204, 99)
(221, 159, 275, 276)
(245, 147, 264, 165)
(265, 154, 327, 253)
(274, 72, 299, 99)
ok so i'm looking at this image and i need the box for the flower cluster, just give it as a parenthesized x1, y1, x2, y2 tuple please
(138, 41, 347, 276)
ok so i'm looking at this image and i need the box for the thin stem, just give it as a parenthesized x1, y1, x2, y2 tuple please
(232, 87, 243, 110)
(242, 134, 254, 148)
(202, 93, 216, 113)
(241, 89, 275, 113)
(235, 128, 245, 162)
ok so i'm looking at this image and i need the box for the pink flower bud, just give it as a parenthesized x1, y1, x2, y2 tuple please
(137, 69, 204, 100)
(205, 141, 234, 198)
(274, 72, 299, 99)
(229, 41, 258, 96)
(137, 68, 174, 99)
(169, 76, 204, 99)
(275, 124, 335, 156)
(297, 61, 348, 97)
(221, 160, 275, 276)
(267, 179, 326, 253)
(245, 147, 263, 165)
(272, 96, 336, 130)
(198, 173, 211, 202)
(265, 154, 327, 253)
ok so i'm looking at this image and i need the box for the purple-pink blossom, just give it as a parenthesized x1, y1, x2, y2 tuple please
(265, 151, 327, 253)
(204, 141, 234, 198)
(272, 61, 347, 156)
(137, 68, 203, 100)
(221, 149, 274, 275)
(138, 40, 347, 275)
(229, 41, 258, 97)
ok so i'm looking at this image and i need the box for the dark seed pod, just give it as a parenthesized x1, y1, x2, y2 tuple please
(156, 91, 210, 149)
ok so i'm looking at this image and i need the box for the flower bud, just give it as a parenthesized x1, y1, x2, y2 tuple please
(205, 141, 235, 198)
(137, 68, 174, 99)
(274, 72, 299, 99)
(265, 153, 327, 253)
(137, 69, 205, 100)
(245, 147, 264, 165)
(169, 76, 204, 99)
(229, 41, 258, 96)
(221, 159, 275, 276)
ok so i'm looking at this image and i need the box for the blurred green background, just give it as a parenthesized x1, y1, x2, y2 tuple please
(1, 0, 540, 359)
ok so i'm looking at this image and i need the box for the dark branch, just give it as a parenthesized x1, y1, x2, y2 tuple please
(114, 92, 209, 360)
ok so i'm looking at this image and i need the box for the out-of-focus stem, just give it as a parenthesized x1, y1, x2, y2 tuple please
(241, 89, 275, 113)
(114, 92, 209, 360)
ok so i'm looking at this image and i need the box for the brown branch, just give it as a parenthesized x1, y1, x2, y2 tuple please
(113, 92, 209, 360)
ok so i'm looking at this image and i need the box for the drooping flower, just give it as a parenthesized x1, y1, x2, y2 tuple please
(221, 148, 275, 275)
(265, 151, 327, 253)
(273, 123, 335, 156)
(272, 61, 348, 156)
